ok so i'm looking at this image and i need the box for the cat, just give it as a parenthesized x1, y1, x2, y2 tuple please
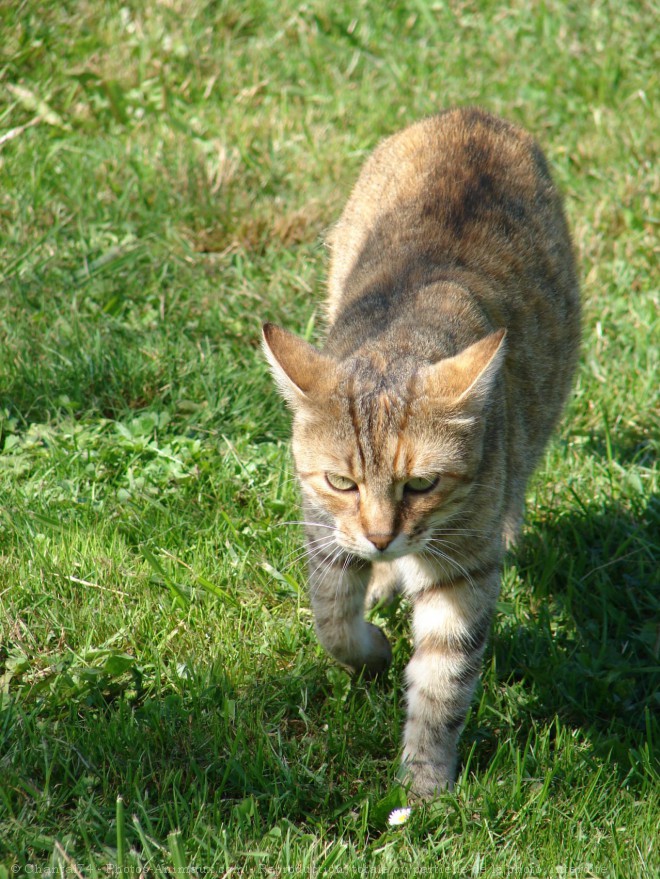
(262, 107, 580, 799)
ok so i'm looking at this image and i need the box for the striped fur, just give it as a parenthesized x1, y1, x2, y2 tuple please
(263, 108, 580, 798)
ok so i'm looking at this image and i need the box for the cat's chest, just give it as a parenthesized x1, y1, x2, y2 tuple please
(394, 554, 444, 595)
(394, 554, 492, 644)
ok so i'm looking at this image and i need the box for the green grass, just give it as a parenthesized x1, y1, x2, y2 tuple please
(0, 0, 658, 875)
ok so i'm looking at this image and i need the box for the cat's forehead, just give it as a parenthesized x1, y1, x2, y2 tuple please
(292, 349, 469, 478)
(329, 388, 459, 479)
(337, 351, 416, 400)
(321, 353, 451, 444)
(303, 414, 458, 484)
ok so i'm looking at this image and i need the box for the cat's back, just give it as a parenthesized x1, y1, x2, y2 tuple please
(324, 108, 580, 489)
(327, 107, 578, 338)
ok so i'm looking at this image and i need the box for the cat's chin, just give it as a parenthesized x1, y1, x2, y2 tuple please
(358, 549, 403, 563)
(330, 527, 431, 563)
(350, 541, 419, 564)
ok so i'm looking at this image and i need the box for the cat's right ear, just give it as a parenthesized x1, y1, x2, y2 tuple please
(262, 323, 337, 408)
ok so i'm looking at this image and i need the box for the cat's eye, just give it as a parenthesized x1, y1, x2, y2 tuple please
(405, 475, 439, 494)
(326, 473, 358, 492)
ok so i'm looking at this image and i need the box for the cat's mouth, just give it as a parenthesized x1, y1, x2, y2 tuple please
(338, 530, 424, 563)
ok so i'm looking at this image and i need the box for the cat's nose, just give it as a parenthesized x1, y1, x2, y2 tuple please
(368, 533, 396, 552)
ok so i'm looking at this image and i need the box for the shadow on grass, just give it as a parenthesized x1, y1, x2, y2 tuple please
(469, 486, 659, 780)
(0, 657, 399, 861)
(1, 490, 657, 859)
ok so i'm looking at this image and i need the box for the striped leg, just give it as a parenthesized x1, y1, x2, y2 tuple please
(402, 572, 498, 798)
(307, 546, 392, 676)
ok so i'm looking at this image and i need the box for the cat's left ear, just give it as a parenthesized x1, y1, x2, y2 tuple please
(262, 322, 337, 408)
(420, 329, 506, 413)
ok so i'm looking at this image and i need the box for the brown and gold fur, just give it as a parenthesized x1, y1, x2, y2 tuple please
(263, 108, 580, 798)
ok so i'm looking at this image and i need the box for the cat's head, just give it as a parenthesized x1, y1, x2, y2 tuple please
(263, 322, 505, 562)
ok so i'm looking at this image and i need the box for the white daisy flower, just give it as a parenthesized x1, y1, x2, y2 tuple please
(387, 807, 412, 826)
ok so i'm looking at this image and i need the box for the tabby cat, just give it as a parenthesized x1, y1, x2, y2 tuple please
(263, 107, 580, 799)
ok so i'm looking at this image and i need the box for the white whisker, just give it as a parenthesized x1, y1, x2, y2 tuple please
(422, 542, 478, 592)
(309, 545, 345, 596)
(303, 541, 340, 570)
(284, 538, 338, 572)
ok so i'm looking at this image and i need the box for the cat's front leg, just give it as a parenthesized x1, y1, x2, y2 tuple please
(366, 561, 401, 609)
(402, 573, 498, 798)
(307, 547, 392, 676)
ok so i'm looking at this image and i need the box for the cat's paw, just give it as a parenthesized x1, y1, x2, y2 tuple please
(401, 758, 456, 800)
(357, 622, 392, 678)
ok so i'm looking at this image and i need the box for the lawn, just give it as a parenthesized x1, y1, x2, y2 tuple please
(0, 0, 658, 875)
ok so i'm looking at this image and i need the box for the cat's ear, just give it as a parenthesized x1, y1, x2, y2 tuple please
(262, 322, 337, 407)
(420, 329, 506, 412)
